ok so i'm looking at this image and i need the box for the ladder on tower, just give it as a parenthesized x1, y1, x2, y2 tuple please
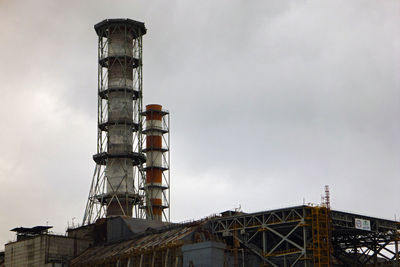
(311, 206, 331, 267)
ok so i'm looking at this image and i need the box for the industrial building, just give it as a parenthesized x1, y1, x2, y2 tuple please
(5, 206, 399, 266)
(3, 18, 400, 267)
(5, 226, 91, 266)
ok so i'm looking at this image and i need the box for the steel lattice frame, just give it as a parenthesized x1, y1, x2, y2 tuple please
(83, 19, 148, 225)
(211, 206, 311, 267)
(161, 112, 170, 222)
(331, 211, 400, 266)
(209, 206, 400, 267)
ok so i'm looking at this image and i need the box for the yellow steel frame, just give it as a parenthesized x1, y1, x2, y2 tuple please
(311, 206, 331, 267)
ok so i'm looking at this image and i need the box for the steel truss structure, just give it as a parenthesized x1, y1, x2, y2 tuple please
(331, 211, 399, 266)
(210, 205, 400, 267)
(83, 19, 148, 225)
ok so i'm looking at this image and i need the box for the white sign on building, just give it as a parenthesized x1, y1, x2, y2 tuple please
(355, 218, 371, 231)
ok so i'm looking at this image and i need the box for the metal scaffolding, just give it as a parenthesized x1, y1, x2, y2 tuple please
(83, 19, 148, 225)
(311, 206, 331, 266)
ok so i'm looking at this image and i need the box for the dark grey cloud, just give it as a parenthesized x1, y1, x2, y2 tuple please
(0, 0, 399, 248)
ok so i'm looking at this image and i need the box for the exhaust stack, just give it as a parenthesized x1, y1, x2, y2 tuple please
(83, 19, 147, 223)
(143, 104, 170, 221)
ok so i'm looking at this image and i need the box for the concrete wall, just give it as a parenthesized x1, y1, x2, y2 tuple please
(67, 223, 97, 243)
(5, 235, 91, 267)
(182, 241, 226, 267)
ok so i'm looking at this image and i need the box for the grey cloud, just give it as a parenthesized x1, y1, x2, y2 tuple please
(0, 0, 399, 249)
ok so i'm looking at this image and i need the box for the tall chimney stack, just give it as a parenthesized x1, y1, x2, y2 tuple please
(143, 104, 170, 221)
(83, 19, 147, 224)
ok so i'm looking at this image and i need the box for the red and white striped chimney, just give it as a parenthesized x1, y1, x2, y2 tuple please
(144, 104, 169, 221)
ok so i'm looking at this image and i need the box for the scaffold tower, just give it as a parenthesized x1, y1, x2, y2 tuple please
(83, 19, 147, 224)
(311, 206, 331, 267)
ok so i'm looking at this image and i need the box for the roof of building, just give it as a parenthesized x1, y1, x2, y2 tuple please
(70, 223, 202, 266)
(10, 226, 52, 235)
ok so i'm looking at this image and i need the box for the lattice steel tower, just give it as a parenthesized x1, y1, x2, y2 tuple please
(83, 19, 148, 224)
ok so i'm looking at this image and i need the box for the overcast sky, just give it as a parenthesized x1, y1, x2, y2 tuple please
(0, 0, 399, 249)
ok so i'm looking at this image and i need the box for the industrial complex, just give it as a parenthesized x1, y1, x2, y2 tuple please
(2, 19, 399, 267)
